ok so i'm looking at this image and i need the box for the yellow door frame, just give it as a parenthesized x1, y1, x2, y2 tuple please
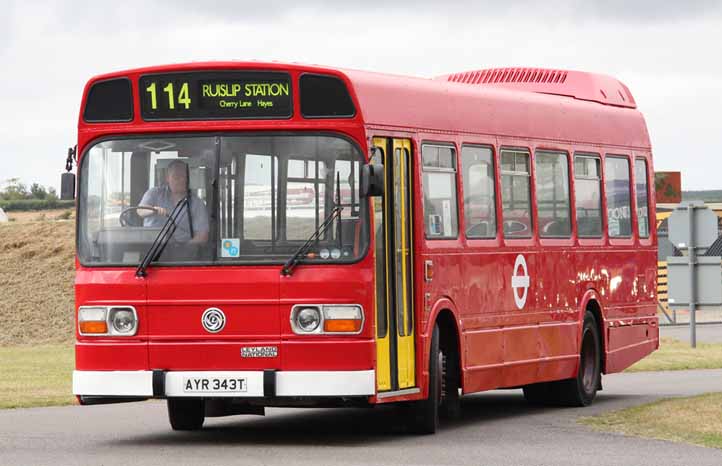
(373, 137, 416, 391)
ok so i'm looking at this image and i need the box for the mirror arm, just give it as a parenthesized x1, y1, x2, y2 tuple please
(65, 146, 77, 172)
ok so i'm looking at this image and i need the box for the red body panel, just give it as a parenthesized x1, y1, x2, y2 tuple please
(74, 62, 658, 403)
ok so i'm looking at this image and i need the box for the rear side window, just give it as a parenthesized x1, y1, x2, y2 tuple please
(605, 155, 632, 237)
(501, 148, 532, 238)
(535, 151, 571, 237)
(461, 145, 496, 238)
(422, 145, 459, 238)
(635, 158, 650, 238)
(574, 155, 603, 237)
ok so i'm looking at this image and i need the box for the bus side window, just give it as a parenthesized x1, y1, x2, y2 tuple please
(535, 151, 571, 238)
(500, 148, 532, 238)
(604, 155, 632, 238)
(422, 144, 459, 239)
(461, 145, 496, 238)
(635, 158, 650, 238)
(574, 154, 603, 238)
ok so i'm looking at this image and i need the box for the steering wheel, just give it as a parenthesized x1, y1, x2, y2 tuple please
(119, 206, 158, 227)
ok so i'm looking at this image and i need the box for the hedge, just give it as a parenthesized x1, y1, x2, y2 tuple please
(0, 199, 75, 211)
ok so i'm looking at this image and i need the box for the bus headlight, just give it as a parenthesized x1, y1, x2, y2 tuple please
(290, 305, 364, 335)
(78, 306, 138, 336)
(110, 308, 137, 334)
(294, 307, 321, 333)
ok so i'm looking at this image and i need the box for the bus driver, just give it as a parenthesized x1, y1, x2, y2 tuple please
(138, 160, 209, 244)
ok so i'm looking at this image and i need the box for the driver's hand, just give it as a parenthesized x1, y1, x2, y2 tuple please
(155, 206, 169, 217)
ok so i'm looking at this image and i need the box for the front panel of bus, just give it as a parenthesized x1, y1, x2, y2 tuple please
(72, 67, 381, 402)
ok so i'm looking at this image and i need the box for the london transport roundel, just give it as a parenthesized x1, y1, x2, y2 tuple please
(511, 254, 530, 309)
(201, 308, 226, 333)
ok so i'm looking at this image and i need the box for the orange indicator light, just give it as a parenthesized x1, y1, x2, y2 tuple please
(323, 319, 362, 333)
(80, 321, 108, 334)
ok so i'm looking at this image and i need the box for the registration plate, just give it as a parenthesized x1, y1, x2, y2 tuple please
(183, 377, 247, 393)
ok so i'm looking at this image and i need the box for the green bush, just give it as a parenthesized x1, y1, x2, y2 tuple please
(0, 199, 75, 212)
(55, 210, 73, 220)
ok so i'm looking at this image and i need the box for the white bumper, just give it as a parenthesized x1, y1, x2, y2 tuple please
(73, 370, 376, 397)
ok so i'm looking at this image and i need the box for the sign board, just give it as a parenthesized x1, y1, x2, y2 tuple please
(668, 202, 718, 249)
(667, 256, 722, 308)
(655, 171, 681, 204)
(139, 72, 292, 120)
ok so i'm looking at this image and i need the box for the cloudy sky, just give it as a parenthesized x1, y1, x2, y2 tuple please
(1, 0, 721, 191)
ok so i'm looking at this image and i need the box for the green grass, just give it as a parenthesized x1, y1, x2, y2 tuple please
(581, 393, 722, 449)
(0, 345, 75, 409)
(626, 338, 722, 372)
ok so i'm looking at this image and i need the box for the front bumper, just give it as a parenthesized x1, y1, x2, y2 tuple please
(73, 370, 375, 398)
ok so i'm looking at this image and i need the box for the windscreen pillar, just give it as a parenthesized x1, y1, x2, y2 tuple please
(130, 152, 150, 205)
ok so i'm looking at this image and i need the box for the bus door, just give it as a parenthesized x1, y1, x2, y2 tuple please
(372, 137, 416, 392)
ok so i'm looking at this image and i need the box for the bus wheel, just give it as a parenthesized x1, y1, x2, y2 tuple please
(556, 311, 601, 406)
(167, 398, 205, 431)
(439, 333, 461, 420)
(408, 324, 441, 434)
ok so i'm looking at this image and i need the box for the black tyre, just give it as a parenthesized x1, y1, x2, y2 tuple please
(523, 311, 601, 407)
(439, 336, 461, 420)
(167, 398, 205, 431)
(408, 324, 441, 434)
(554, 311, 602, 406)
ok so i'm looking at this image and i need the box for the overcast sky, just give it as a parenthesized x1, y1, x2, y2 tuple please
(1, 0, 721, 191)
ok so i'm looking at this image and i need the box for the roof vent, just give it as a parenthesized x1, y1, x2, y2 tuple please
(436, 67, 636, 109)
(446, 68, 568, 85)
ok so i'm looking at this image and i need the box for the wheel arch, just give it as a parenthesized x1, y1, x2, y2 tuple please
(579, 289, 606, 373)
(424, 299, 463, 392)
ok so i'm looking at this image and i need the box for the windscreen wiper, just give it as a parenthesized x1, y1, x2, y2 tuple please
(135, 196, 189, 278)
(281, 205, 342, 276)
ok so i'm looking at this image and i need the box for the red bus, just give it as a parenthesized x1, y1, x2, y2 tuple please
(66, 63, 658, 434)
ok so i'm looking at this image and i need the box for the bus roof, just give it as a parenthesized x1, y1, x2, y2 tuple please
(341, 67, 651, 149)
(83, 61, 651, 150)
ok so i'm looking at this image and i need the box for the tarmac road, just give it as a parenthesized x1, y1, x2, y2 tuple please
(1, 369, 721, 466)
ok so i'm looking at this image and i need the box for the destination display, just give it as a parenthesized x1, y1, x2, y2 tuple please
(139, 72, 292, 120)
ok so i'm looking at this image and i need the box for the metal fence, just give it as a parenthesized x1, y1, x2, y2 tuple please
(657, 220, 722, 325)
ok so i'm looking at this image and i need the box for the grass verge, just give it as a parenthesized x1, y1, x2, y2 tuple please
(581, 393, 722, 449)
(626, 338, 722, 372)
(0, 345, 75, 409)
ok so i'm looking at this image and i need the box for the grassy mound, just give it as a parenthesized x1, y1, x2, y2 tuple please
(0, 219, 75, 345)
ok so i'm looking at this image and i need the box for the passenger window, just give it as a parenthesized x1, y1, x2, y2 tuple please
(574, 155, 603, 237)
(461, 146, 496, 238)
(422, 145, 459, 238)
(604, 156, 632, 237)
(500, 149, 532, 238)
(535, 151, 571, 237)
(635, 158, 650, 238)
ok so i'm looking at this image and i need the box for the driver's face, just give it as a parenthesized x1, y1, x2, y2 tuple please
(167, 166, 188, 195)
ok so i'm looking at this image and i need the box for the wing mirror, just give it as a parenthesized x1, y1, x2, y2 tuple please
(60, 146, 76, 200)
(360, 163, 384, 198)
(60, 173, 76, 200)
